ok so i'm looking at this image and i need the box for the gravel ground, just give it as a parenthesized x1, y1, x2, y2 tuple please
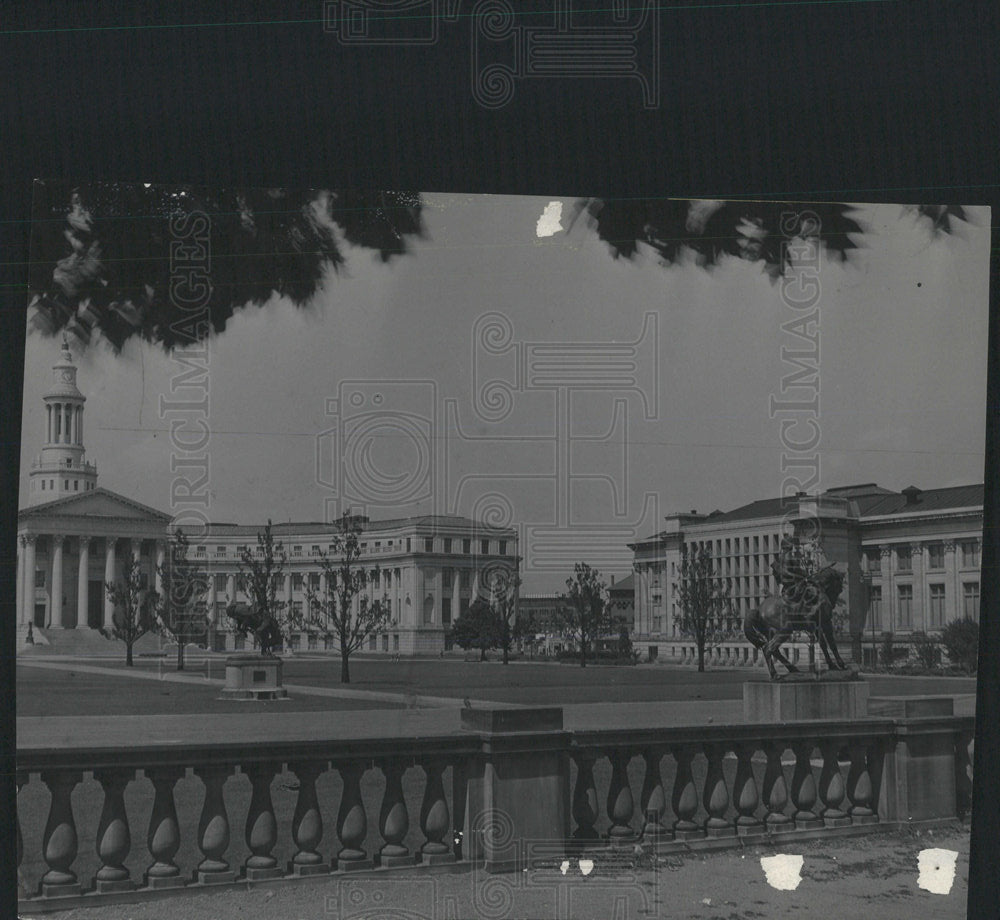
(19, 822, 971, 920)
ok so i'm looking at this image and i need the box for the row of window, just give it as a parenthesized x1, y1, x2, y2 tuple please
(37, 478, 95, 492)
(868, 582, 980, 629)
(194, 537, 510, 557)
(865, 541, 980, 573)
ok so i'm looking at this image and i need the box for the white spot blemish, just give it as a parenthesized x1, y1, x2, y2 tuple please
(559, 860, 570, 875)
(536, 201, 563, 237)
(917, 848, 958, 895)
(760, 854, 804, 891)
(579, 859, 594, 876)
(701, 898, 712, 905)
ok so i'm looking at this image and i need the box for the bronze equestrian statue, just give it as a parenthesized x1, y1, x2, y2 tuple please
(743, 536, 849, 680)
(226, 599, 283, 657)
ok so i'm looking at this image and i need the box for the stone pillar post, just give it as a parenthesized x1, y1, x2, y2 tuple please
(23, 535, 37, 626)
(285, 573, 293, 620)
(207, 571, 217, 626)
(77, 537, 91, 629)
(16, 536, 24, 627)
(104, 538, 117, 628)
(51, 534, 65, 628)
(227, 573, 236, 604)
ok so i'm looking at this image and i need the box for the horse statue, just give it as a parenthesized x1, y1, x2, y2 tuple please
(743, 563, 848, 680)
(226, 599, 283, 657)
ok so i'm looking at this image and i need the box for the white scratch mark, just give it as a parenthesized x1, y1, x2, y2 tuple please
(760, 854, 804, 891)
(917, 848, 958, 895)
(701, 897, 712, 905)
(579, 859, 594, 876)
(536, 201, 563, 237)
(559, 860, 570, 875)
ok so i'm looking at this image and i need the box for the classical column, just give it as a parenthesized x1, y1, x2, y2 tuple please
(46, 404, 52, 442)
(23, 535, 37, 626)
(104, 537, 117, 628)
(130, 538, 142, 567)
(154, 542, 165, 599)
(77, 405, 83, 445)
(285, 573, 293, 619)
(910, 542, 924, 631)
(880, 546, 893, 632)
(50, 534, 65, 628)
(77, 537, 91, 629)
(226, 573, 236, 603)
(454, 567, 462, 621)
(16, 537, 24, 628)
(943, 540, 958, 624)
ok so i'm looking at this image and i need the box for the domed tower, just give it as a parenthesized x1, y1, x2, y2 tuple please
(28, 336, 98, 504)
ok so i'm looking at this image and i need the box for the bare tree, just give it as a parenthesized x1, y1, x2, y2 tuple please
(559, 563, 613, 668)
(104, 552, 160, 667)
(159, 529, 210, 670)
(674, 545, 734, 673)
(303, 512, 389, 683)
(230, 519, 289, 657)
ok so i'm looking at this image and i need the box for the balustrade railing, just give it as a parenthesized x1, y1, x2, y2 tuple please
(16, 715, 975, 908)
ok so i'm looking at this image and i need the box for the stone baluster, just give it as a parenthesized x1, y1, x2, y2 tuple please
(194, 766, 236, 883)
(846, 740, 878, 824)
(670, 746, 703, 839)
(419, 758, 455, 863)
(761, 743, 793, 831)
(243, 763, 282, 879)
(790, 742, 822, 829)
(733, 743, 763, 836)
(702, 743, 734, 837)
(288, 761, 330, 875)
(378, 759, 415, 867)
(606, 748, 637, 844)
(336, 762, 373, 869)
(818, 742, 851, 827)
(639, 748, 671, 845)
(39, 771, 82, 897)
(570, 751, 599, 845)
(93, 769, 135, 892)
(144, 768, 185, 888)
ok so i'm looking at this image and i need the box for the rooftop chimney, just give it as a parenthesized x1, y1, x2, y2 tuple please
(902, 485, 922, 505)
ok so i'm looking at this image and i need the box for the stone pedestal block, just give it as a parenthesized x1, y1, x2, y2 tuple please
(219, 655, 288, 701)
(744, 677, 869, 722)
(867, 696, 954, 718)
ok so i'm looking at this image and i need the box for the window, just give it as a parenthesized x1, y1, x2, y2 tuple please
(311, 544, 320, 556)
(215, 545, 225, 556)
(424, 538, 433, 553)
(463, 539, 471, 554)
(652, 592, 662, 606)
(928, 543, 944, 570)
(369, 634, 377, 651)
(442, 598, 452, 625)
(382, 634, 389, 652)
(866, 549, 881, 574)
(481, 539, 489, 555)
(653, 615, 663, 633)
(406, 538, 412, 553)
(307, 634, 318, 650)
(499, 540, 508, 555)
(443, 538, 452, 553)
(292, 573, 304, 590)
(868, 586, 882, 631)
(961, 540, 980, 568)
(195, 544, 206, 555)
(964, 582, 980, 620)
(215, 574, 227, 591)
(63, 480, 68, 489)
(41, 481, 45, 490)
(35, 569, 45, 588)
(461, 570, 471, 588)
(74, 480, 78, 490)
(292, 600, 303, 616)
(929, 584, 946, 628)
(292, 545, 302, 556)
(896, 546, 912, 572)
(309, 572, 320, 590)
(393, 634, 400, 651)
(442, 570, 452, 587)
(897, 584, 913, 628)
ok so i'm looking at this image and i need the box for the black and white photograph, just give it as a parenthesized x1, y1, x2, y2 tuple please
(12, 183, 991, 919)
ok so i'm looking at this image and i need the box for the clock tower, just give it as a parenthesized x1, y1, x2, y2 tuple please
(27, 336, 98, 504)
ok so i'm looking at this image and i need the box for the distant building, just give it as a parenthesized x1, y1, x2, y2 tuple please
(17, 342, 518, 655)
(630, 483, 983, 663)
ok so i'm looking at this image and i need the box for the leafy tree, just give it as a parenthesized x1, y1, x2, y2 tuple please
(28, 181, 426, 351)
(879, 631, 898, 669)
(940, 617, 980, 674)
(303, 512, 390, 683)
(450, 598, 500, 661)
(159, 529, 210, 670)
(673, 545, 734, 673)
(104, 552, 160, 667)
(478, 567, 520, 665)
(571, 199, 970, 280)
(559, 563, 614, 668)
(231, 519, 290, 656)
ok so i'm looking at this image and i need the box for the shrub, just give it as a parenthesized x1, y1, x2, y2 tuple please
(940, 617, 979, 674)
(910, 631, 942, 670)
(879, 631, 897, 669)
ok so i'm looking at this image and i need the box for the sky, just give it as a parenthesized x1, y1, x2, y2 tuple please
(20, 194, 991, 592)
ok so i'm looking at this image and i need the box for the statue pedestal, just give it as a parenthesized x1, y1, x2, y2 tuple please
(218, 654, 289, 700)
(744, 672, 868, 722)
